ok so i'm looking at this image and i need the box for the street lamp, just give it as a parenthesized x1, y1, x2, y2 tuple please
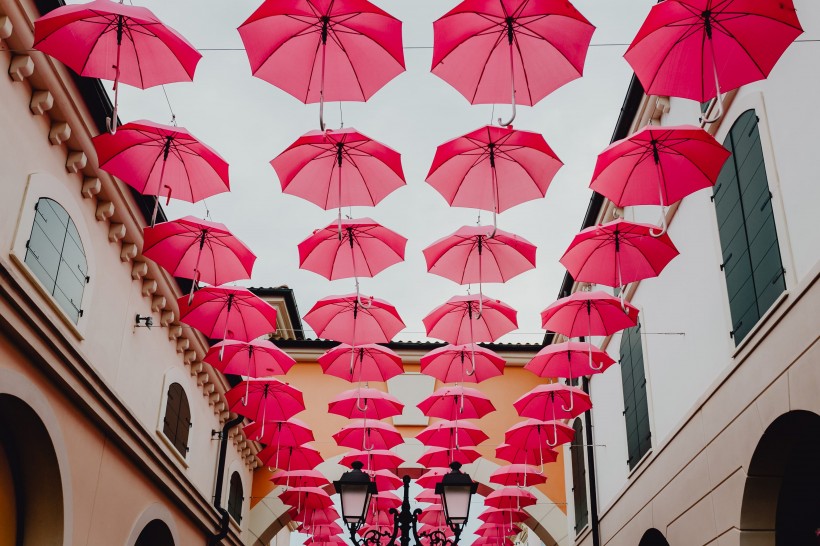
(334, 462, 478, 546)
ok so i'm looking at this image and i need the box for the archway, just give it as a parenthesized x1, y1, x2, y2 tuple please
(134, 519, 175, 546)
(740, 410, 820, 545)
(0, 394, 65, 546)
(638, 528, 670, 546)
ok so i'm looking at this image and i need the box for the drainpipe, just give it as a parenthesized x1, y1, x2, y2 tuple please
(582, 376, 601, 546)
(209, 414, 244, 546)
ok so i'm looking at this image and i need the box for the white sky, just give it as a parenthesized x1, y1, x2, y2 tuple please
(99, 0, 655, 343)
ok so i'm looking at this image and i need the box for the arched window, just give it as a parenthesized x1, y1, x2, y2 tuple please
(162, 384, 191, 457)
(620, 323, 651, 469)
(24, 198, 88, 323)
(638, 528, 670, 546)
(570, 418, 588, 533)
(227, 472, 244, 524)
(712, 110, 785, 344)
(134, 519, 175, 546)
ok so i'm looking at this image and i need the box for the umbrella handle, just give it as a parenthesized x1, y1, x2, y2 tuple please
(649, 161, 668, 237)
(356, 388, 368, 413)
(700, 38, 725, 124)
(498, 42, 516, 127)
(588, 344, 603, 371)
(465, 344, 476, 377)
(105, 39, 123, 134)
(475, 281, 484, 320)
(560, 390, 575, 413)
(319, 40, 327, 131)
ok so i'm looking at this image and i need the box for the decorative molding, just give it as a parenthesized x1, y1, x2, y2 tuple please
(108, 223, 126, 243)
(131, 260, 148, 281)
(167, 324, 182, 341)
(95, 200, 114, 221)
(65, 150, 87, 174)
(141, 279, 157, 297)
(0, 15, 12, 40)
(30, 90, 54, 115)
(151, 295, 166, 313)
(176, 338, 189, 354)
(49, 121, 71, 145)
(8, 54, 33, 81)
(120, 243, 137, 263)
(185, 351, 198, 366)
(160, 311, 174, 327)
(81, 177, 101, 199)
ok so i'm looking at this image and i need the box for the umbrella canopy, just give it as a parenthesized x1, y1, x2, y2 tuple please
(478, 509, 530, 525)
(524, 342, 616, 379)
(624, 0, 803, 103)
(417, 386, 496, 420)
(431, 0, 595, 110)
(540, 290, 639, 338)
(475, 523, 521, 538)
(417, 523, 454, 539)
(178, 286, 279, 341)
(204, 339, 296, 377)
(271, 469, 329, 488)
(225, 378, 305, 422)
(484, 487, 537, 510)
(273, 129, 406, 210)
(417, 505, 446, 526)
(423, 295, 518, 345)
(590, 125, 731, 208)
(489, 464, 547, 487)
(513, 383, 592, 421)
(416, 468, 450, 489)
(303, 538, 347, 546)
(333, 420, 404, 450)
(298, 218, 407, 282)
(495, 443, 558, 466)
(416, 420, 489, 448)
(143, 217, 255, 286)
(420, 343, 505, 384)
(339, 449, 404, 471)
(244, 418, 315, 446)
(370, 470, 403, 492)
(258, 444, 324, 470)
(559, 219, 679, 289)
(304, 294, 405, 345)
(417, 446, 480, 468)
(504, 419, 575, 449)
(328, 388, 404, 420)
(296, 522, 343, 536)
(415, 489, 441, 504)
(426, 125, 562, 217)
(370, 491, 402, 511)
(365, 509, 395, 527)
(291, 507, 339, 525)
(280, 487, 334, 511)
(318, 344, 404, 383)
(473, 537, 515, 546)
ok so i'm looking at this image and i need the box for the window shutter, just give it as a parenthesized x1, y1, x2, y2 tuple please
(163, 384, 190, 458)
(620, 325, 651, 469)
(571, 419, 588, 532)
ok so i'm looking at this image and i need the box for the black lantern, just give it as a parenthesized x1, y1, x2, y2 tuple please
(435, 462, 478, 532)
(334, 461, 378, 526)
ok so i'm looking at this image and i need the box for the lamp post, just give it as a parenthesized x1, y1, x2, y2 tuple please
(334, 461, 478, 546)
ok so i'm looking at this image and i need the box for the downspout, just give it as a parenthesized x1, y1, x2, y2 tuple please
(209, 414, 244, 546)
(582, 376, 600, 546)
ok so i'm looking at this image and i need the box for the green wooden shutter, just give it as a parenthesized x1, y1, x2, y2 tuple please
(571, 419, 589, 532)
(713, 110, 785, 344)
(620, 324, 650, 469)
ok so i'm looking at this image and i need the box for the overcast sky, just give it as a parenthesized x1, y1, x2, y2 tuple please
(95, 0, 655, 344)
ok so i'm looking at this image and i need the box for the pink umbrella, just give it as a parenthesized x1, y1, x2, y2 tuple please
(280, 487, 334, 511)
(340, 449, 403, 471)
(416, 420, 489, 449)
(525, 341, 615, 382)
(474, 538, 515, 546)
(485, 487, 536, 510)
(204, 339, 296, 378)
(244, 418, 314, 446)
(333, 420, 404, 451)
(304, 538, 347, 546)
(357, 524, 393, 538)
(540, 290, 639, 338)
(178, 286, 279, 342)
(423, 295, 518, 345)
(271, 469, 329, 488)
(304, 294, 405, 345)
(318, 344, 404, 383)
(296, 522, 343, 536)
(292, 507, 340, 525)
(490, 464, 547, 487)
(432, 0, 594, 125)
(225, 378, 305, 429)
(273, 129, 406, 214)
(417, 505, 446, 526)
(478, 509, 530, 525)
(33, 1, 201, 132)
(143, 217, 256, 292)
(495, 443, 558, 467)
(475, 523, 521, 538)
(93, 120, 229, 224)
(258, 444, 324, 471)
(238, 0, 405, 129)
(420, 343, 505, 384)
(415, 489, 441, 504)
(427, 125, 563, 228)
(417, 523, 454, 539)
(590, 125, 731, 234)
(514, 383, 591, 421)
(370, 491, 402, 511)
(328, 388, 404, 420)
(416, 468, 450, 489)
(418, 386, 496, 420)
(559, 219, 679, 305)
(370, 470, 402, 492)
(505, 419, 575, 450)
(365, 509, 395, 527)
(417, 446, 480, 468)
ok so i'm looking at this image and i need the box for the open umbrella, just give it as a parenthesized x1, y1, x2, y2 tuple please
(302, 523, 344, 538)
(478, 509, 530, 525)
(423, 295, 518, 345)
(319, 344, 404, 383)
(489, 464, 547, 487)
(178, 286, 279, 342)
(416, 420, 489, 449)
(339, 449, 404, 471)
(590, 125, 731, 234)
(495, 443, 558, 467)
(514, 383, 591, 421)
(280, 487, 334, 511)
(33, 1, 201, 132)
(417, 446, 480, 468)
(525, 341, 615, 383)
(369, 470, 403, 492)
(541, 290, 639, 338)
(418, 386, 496, 420)
(484, 487, 536, 510)
(271, 469, 329, 488)
(238, 0, 405, 129)
(473, 538, 515, 546)
(370, 491, 402, 511)
(304, 294, 405, 345)
(625, 0, 803, 121)
(333, 420, 404, 451)
(415, 489, 441, 504)
(244, 418, 314, 446)
(291, 507, 339, 525)
(427, 125, 563, 228)
(204, 339, 296, 378)
(258, 444, 324, 471)
(475, 523, 521, 537)
(416, 468, 450, 489)
(432, 0, 594, 126)
(504, 419, 575, 450)
(417, 505, 446, 526)
(420, 343, 505, 384)
(304, 538, 347, 546)
(93, 120, 229, 224)
(328, 388, 404, 420)
(225, 378, 305, 428)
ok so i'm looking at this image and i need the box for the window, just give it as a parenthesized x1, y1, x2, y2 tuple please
(24, 198, 88, 323)
(162, 384, 191, 457)
(620, 324, 651, 469)
(227, 472, 244, 524)
(712, 109, 785, 345)
(570, 419, 588, 533)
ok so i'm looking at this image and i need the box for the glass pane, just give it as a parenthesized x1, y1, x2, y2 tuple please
(341, 485, 369, 523)
(443, 487, 471, 523)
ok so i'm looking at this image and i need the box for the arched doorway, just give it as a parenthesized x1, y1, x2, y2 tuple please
(741, 410, 820, 545)
(134, 519, 175, 546)
(639, 528, 670, 546)
(0, 394, 65, 546)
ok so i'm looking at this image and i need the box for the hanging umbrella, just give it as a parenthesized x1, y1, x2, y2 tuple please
(273, 129, 406, 214)
(238, 0, 405, 129)
(475, 522, 521, 536)
(416, 420, 489, 448)
(280, 487, 334, 511)
(291, 507, 339, 525)
(489, 464, 547, 487)
(624, 0, 803, 121)
(427, 125, 563, 228)
(271, 469, 329, 488)
(225, 378, 305, 425)
(258, 444, 324, 470)
(143, 217, 256, 292)
(415, 489, 441, 504)
(417, 386, 496, 420)
(417, 446, 480, 468)
(304, 538, 347, 546)
(304, 294, 405, 345)
(417, 523, 454, 539)
(92, 120, 229, 225)
(432, 0, 595, 125)
(473, 538, 515, 546)
(417, 505, 446, 526)
(420, 343, 505, 384)
(541, 290, 639, 338)
(369, 470, 403, 492)
(178, 286, 279, 342)
(328, 388, 404, 420)
(484, 487, 536, 510)
(416, 468, 450, 489)
(339, 449, 404, 471)
(244, 418, 314, 446)
(495, 443, 558, 467)
(33, 1, 201, 132)
(504, 419, 575, 450)
(525, 341, 615, 381)
(296, 522, 343, 536)
(590, 125, 731, 234)
(514, 383, 591, 421)
(478, 509, 530, 525)
(319, 344, 404, 383)
(365, 509, 395, 527)
(333, 420, 404, 451)
(423, 295, 518, 345)
(370, 491, 402, 511)
(357, 524, 394, 538)
(559, 219, 679, 306)
(204, 339, 296, 378)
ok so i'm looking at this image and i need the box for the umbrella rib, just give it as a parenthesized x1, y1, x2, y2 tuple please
(710, 19, 768, 77)
(77, 16, 118, 77)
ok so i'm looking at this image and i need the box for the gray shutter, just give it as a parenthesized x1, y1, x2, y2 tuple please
(620, 325, 650, 469)
(571, 419, 589, 532)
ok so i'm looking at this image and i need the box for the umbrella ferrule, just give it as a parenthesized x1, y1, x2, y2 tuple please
(347, 227, 355, 248)
(116, 15, 124, 46)
(488, 143, 496, 168)
(614, 230, 620, 252)
(199, 229, 207, 250)
(477, 236, 483, 254)
(505, 17, 515, 45)
(163, 136, 173, 161)
(702, 10, 713, 39)
(321, 16, 330, 44)
(651, 139, 660, 164)
(226, 294, 234, 313)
